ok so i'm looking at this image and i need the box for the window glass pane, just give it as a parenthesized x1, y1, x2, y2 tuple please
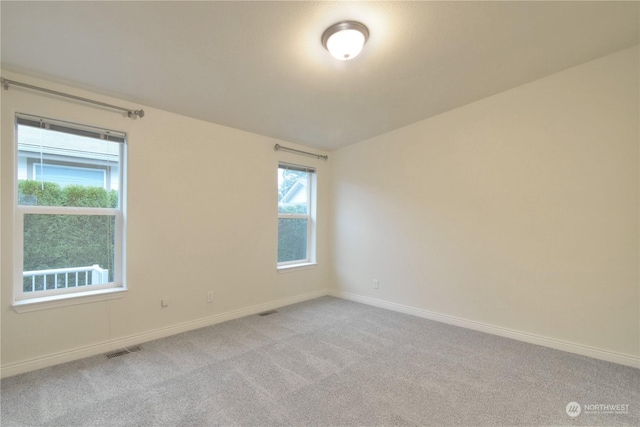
(17, 124, 120, 208)
(278, 168, 309, 214)
(278, 218, 308, 263)
(22, 214, 115, 293)
(34, 164, 105, 188)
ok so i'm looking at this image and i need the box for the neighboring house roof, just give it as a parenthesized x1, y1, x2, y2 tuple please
(17, 125, 118, 163)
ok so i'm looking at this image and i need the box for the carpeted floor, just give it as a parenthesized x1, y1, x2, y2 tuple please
(1, 296, 638, 426)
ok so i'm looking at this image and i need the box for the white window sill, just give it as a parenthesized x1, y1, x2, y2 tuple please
(277, 262, 317, 274)
(12, 287, 127, 313)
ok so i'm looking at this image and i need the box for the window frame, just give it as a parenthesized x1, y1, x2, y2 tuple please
(13, 113, 127, 310)
(277, 162, 316, 269)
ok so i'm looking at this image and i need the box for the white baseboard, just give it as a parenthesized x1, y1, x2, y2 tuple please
(329, 289, 640, 369)
(1, 289, 328, 378)
(5, 288, 636, 378)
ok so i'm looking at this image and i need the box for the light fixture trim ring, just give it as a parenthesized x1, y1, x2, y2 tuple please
(321, 21, 370, 51)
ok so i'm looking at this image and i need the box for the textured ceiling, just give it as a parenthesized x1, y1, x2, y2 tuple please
(1, 1, 638, 150)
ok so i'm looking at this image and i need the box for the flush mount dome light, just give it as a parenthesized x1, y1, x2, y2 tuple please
(322, 21, 369, 61)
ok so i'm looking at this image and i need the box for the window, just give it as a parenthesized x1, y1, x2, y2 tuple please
(278, 162, 315, 267)
(14, 113, 126, 305)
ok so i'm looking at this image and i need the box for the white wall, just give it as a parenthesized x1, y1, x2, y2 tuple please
(0, 72, 330, 375)
(331, 47, 639, 362)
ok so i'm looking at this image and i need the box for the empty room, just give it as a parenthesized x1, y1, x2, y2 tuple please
(1, 1, 638, 426)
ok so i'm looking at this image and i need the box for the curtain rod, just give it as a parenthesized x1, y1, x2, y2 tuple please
(274, 144, 328, 160)
(1, 77, 144, 119)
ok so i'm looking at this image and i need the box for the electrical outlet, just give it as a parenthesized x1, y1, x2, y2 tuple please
(373, 279, 379, 290)
(207, 291, 214, 303)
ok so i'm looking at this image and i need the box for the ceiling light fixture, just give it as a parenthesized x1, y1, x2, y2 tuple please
(321, 21, 369, 61)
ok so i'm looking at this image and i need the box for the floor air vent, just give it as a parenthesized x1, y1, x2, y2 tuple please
(257, 310, 278, 316)
(105, 346, 142, 359)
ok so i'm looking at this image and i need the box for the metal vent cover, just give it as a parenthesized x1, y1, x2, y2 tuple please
(105, 345, 142, 359)
(257, 310, 278, 316)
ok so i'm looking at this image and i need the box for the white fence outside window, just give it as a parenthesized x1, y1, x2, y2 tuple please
(23, 265, 109, 293)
